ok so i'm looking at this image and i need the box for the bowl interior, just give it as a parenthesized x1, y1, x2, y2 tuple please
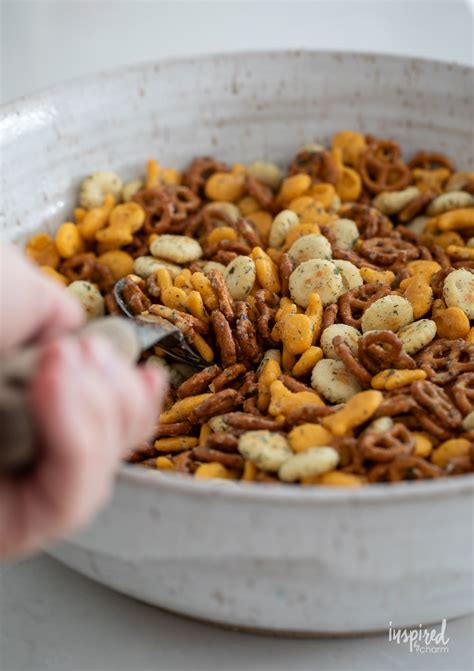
(1, 50, 472, 246)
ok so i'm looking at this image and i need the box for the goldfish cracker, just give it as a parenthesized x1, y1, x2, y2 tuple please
(191, 272, 219, 310)
(305, 292, 324, 343)
(98, 250, 134, 280)
(199, 423, 212, 446)
(268, 380, 324, 417)
(257, 356, 282, 411)
(446, 245, 474, 261)
(413, 433, 433, 458)
(428, 231, 464, 249)
(311, 471, 364, 487)
(95, 226, 134, 252)
(74, 207, 86, 223)
(187, 290, 209, 322)
(467, 327, 474, 344)
(155, 456, 175, 470)
(205, 171, 246, 202)
(174, 270, 194, 293)
(55, 222, 85, 258)
(195, 463, 231, 480)
(160, 167, 182, 186)
(288, 424, 334, 453)
(207, 226, 238, 245)
(403, 274, 433, 319)
(431, 439, 471, 468)
(304, 184, 337, 210)
(160, 393, 213, 423)
(146, 159, 161, 188)
(406, 260, 442, 283)
(26, 233, 60, 268)
(246, 210, 273, 242)
(434, 208, 474, 232)
(40, 265, 69, 286)
(331, 130, 367, 167)
(412, 167, 450, 193)
(242, 460, 258, 481)
(271, 301, 298, 342)
(321, 390, 383, 437)
(281, 347, 297, 372)
(251, 246, 280, 293)
(371, 368, 427, 390)
(276, 174, 312, 206)
(109, 202, 145, 233)
(190, 333, 214, 362)
(292, 346, 323, 377)
(238, 196, 260, 216)
(78, 193, 116, 241)
(335, 165, 362, 202)
(160, 286, 189, 311)
(154, 436, 198, 452)
(433, 305, 470, 339)
(359, 267, 395, 286)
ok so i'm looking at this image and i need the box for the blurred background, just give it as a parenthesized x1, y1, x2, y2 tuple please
(1, 0, 473, 105)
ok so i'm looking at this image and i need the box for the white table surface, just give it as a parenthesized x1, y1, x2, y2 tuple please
(1, 2, 473, 670)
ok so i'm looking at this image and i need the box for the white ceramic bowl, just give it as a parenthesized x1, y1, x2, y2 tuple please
(1, 51, 473, 635)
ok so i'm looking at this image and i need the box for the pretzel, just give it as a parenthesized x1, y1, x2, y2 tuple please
(156, 421, 194, 437)
(331, 436, 365, 474)
(408, 151, 454, 172)
(242, 396, 261, 415)
(60, 253, 96, 282)
(339, 203, 393, 238)
(205, 433, 240, 452)
(430, 245, 451, 268)
(245, 174, 276, 211)
(254, 290, 276, 341)
(207, 269, 235, 322)
(411, 379, 462, 430)
(191, 445, 244, 469)
(359, 422, 415, 462)
(398, 189, 436, 222)
(430, 267, 455, 297)
(321, 304, 338, 331)
(234, 301, 260, 361)
(237, 370, 258, 397)
(359, 143, 411, 194)
(211, 310, 237, 367)
(235, 218, 263, 249)
(417, 338, 474, 385)
(284, 403, 339, 426)
(209, 363, 247, 393)
(338, 283, 390, 329)
(132, 187, 174, 234)
(183, 156, 228, 195)
(104, 291, 122, 315)
(212, 250, 239, 265)
(172, 450, 196, 473)
(189, 388, 244, 423)
(358, 331, 416, 374)
(372, 392, 419, 418)
(223, 412, 282, 431)
(279, 253, 293, 297)
(368, 456, 442, 482)
(278, 374, 315, 394)
(357, 237, 418, 266)
(288, 149, 339, 184)
(451, 373, 474, 415)
(176, 365, 222, 399)
(120, 276, 151, 314)
(332, 335, 372, 386)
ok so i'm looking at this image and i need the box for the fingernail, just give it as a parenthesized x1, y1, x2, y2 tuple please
(79, 335, 119, 378)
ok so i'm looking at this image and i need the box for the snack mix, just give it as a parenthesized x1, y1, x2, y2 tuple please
(26, 132, 474, 486)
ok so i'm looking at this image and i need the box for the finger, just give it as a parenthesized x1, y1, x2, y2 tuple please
(0, 244, 83, 352)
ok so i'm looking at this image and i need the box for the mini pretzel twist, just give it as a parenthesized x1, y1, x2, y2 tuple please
(359, 422, 415, 462)
(357, 237, 419, 267)
(451, 372, 474, 415)
(408, 151, 454, 172)
(183, 156, 228, 195)
(417, 339, 474, 385)
(332, 336, 372, 386)
(288, 149, 339, 184)
(411, 379, 462, 430)
(339, 204, 393, 238)
(368, 456, 443, 482)
(358, 331, 416, 375)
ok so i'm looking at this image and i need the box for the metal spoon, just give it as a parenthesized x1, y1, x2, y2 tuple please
(113, 278, 207, 368)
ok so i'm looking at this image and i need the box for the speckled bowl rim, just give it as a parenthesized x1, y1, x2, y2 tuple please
(2, 49, 473, 504)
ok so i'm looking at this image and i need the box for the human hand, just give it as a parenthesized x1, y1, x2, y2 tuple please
(0, 245, 167, 558)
